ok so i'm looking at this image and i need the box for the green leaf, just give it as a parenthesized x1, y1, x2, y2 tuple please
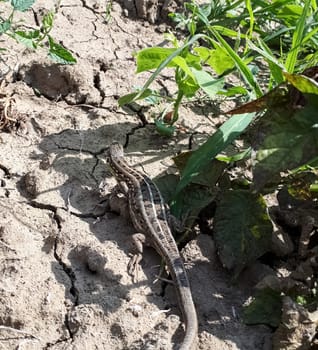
(168, 152, 224, 220)
(243, 288, 282, 327)
(191, 68, 224, 97)
(173, 151, 227, 188)
(11, 0, 35, 11)
(284, 0, 311, 73)
(130, 34, 206, 102)
(172, 55, 196, 80)
(156, 174, 216, 226)
(194, 46, 235, 75)
(211, 25, 247, 39)
(118, 88, 155, 106)
(277, 4, 303, 25)
(176, 75, 199, 98)
(253, 98, 318, 190)
(42, 11, 54, 32)
(283, 72, 318, 95)
(154, 119, 176, 136)
(216, 147, 252, 163)
(218, 86, 248, 96)
(172, 183, 216, 226)
(209, 46, 236, 75)
(48, 36, 76, 64)
(174, 113, 255, 195)
(14, 30, 39, 48)
(0, 20, 11, 34)
(209, 26, 263, 97)
(246, 38, 285, 84)
(136, 47, 200, 78)
(214, 190, 273, 275)
(245, 0, 255, 37)
(154, 174, 179, 204)
(136, 47, 177, 73)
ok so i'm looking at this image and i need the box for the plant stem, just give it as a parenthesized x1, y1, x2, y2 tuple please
(172, 89, 184, 123)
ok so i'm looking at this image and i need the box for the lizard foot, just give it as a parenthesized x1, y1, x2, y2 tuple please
(128, 252, 142, 283)
(128, 233, 146, 283)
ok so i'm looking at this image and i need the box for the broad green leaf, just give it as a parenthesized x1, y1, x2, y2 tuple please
(253, 98, 318, 190)
(173, 151, 227, 187)
(243, 289, 282, 327)
(0, 20, 11, 33)
(48, 36, 76, 64)
(208, 46, 236, 75)
(154, 174, 179, 204)
(277, 4, 303, 24)
(176, 75, 199, 97)
(136, 47, 200, 74)
(183, 50, 201, 69)
(194, 46, 235, 75)
(136, 47, 177, 73)
(174, 113, 255, 195)
(209, 27, 262, 97)
(156, 174, 216, 226)
(193, 46, 210, 61)
(14, 30, 39, 48)
(172, 184, 216, 226)
(214, 190, 273, 275)
(191, 68, 224, 97)
(11, 0, 35, 11)
(131, 34, 206, 102)
(170, 152, 224, 220)
(172, 56, 195, 80)
(283, 72, 318, 95)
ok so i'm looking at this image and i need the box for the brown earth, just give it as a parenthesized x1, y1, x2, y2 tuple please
(0, 1, 272, 349)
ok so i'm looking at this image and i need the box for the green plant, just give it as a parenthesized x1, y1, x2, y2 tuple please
(120, 0, 318, 133)
(104, 0, 113, 24)
(119, 0, 318, 334)
(119, 31, 258, 137)
(0, 0, 76, 64)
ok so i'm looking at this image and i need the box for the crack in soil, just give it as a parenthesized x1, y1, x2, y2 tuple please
(44, 336, 70, 349)
(26, 200, 79, 343)
(0, 163, 11, 178)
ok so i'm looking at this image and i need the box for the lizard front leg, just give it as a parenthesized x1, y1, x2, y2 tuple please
(108, 183, 131, 220)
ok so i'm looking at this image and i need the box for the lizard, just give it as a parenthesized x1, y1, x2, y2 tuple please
(107, 142, 198, 350)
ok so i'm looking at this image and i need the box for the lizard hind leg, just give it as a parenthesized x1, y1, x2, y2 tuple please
(128, 233, 146, 283)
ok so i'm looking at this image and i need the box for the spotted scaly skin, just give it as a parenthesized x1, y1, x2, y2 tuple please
(108, 142, 198, 350)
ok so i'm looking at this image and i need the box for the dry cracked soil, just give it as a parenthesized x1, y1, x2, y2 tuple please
(0, 1, 272, 349)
